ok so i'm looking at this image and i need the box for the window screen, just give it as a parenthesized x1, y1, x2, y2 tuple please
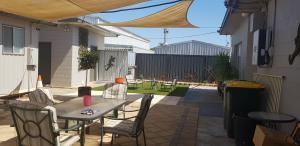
(2, 25, 25, 55)
(2, 26, 13, 53)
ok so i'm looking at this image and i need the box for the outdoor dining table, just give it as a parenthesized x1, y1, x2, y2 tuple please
(248, 111, 296, 128)
(54, 96, 126, 146)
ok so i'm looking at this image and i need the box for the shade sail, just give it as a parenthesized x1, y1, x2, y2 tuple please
(0, 0, 145, 21)
(97, 0, 197, 28)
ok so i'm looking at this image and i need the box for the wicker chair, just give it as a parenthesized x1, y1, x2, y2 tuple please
(102, 83, 127, 100)
(101, 94, 153, 146)
(9, 101, 82, 146)
(102, 83, 130, 118)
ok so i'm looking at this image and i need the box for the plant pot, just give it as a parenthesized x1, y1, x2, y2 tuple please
(78, 86, 91, 97)
(115, 77, 124, 84)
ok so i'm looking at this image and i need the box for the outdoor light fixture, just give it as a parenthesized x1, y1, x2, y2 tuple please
(64, 25, 70, 32)
(241, 13, 248, 17)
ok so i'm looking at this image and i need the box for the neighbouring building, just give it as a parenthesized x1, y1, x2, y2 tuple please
(39, 15, 151, 87)
(0, 13, 39, 95)
(39, 17, 117, 88)
(220, 0, 300, 119)
(152, 40, 230, 56)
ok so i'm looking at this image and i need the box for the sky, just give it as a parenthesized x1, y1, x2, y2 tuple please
(97, 0, 228, 48)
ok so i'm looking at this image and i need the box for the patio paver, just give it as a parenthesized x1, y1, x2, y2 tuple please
(179, 85, 235, 146)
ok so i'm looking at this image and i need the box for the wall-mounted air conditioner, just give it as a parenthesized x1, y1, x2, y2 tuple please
(252, 29, 267, 66)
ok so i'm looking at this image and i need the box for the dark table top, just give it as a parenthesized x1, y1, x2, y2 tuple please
(54, 96, 126, 121)
(248, 111, 296, 123)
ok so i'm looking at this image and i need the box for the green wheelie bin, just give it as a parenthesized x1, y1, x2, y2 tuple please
(223, 80, 265, 138)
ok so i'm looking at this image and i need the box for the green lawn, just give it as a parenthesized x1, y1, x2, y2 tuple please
(92, 81, 190, 97)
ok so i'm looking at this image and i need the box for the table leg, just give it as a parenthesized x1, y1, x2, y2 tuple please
(100, 117, 104, 146)
(64, 120, 69, 133)
(80, 121, 86, 146)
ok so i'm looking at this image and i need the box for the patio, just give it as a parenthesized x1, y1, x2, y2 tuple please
(0, 85, 234, 146)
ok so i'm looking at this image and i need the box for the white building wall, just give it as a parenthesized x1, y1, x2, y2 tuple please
(0, 15, 39, 95)
(257, 0, 300, 119)
(70, 27, 105, 87)
(100, 25, 151, 53)
(39, 24, 73, 87)
(231, 18, 256, 80)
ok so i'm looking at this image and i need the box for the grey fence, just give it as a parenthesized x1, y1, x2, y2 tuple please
(135, 54, 217, 82)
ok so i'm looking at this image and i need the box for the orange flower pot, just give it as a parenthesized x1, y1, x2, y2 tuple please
(115, 77, 124, 84)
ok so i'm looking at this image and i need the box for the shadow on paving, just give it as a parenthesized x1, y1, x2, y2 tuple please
(178, 86, 223, 117)
(77, 104, 199, 146)
(0, 94, 199, 146)
(178, 85, 235, 146)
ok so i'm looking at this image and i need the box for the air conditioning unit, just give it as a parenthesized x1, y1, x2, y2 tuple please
(252, 29, 267, 66)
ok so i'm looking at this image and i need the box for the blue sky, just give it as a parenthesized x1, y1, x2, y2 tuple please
(97, 0, 228, 48)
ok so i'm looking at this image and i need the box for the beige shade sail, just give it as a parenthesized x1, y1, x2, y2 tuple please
(0, 0, 145, 21)
(97, 0, 197, 28)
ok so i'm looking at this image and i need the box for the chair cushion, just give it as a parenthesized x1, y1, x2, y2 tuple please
(60, 132, 80, 146)
(104, 119, 134, 136)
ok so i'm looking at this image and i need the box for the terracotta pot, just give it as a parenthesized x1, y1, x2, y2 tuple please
(115, 77, 124, 84)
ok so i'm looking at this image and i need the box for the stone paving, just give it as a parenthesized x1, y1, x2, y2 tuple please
(179, 85, 235, 146)
(0, 87, 198, 146)
(0, 85, 235, 146)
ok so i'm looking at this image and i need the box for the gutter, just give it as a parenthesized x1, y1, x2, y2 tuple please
(219, 8, 232, 35)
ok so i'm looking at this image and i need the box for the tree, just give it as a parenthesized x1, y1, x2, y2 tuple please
(78, 46, 99, 86)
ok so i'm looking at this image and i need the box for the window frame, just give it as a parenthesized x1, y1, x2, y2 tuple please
(2, 24, 25, 56)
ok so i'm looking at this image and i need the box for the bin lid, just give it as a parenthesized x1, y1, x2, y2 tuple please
(224, 80, 265, 89)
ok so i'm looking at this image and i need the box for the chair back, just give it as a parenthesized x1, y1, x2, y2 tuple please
(9, 101, 59, 146)
(172, 79, 177, 86)
(29, 88, 55, 106)
(103, 83, 127, 100)
(132, 94, 153, 135)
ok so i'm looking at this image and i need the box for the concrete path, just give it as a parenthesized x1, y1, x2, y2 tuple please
(179, 85, 235, 146)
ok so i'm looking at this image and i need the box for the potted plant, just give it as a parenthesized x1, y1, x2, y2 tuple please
(78, 46, 99, 96)
(115, 65, 124, 84)
(215, 52, 236, 96)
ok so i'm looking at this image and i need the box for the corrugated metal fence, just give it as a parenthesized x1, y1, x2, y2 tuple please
(135, 54, 217, 82)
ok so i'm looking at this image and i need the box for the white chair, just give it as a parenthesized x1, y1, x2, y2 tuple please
(125, 75, 144, 88)
(161, 79, 177, 90)
(9, 101, 82, 146)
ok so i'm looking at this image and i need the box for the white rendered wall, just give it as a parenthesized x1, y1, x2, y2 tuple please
(0, 15, 39, 95)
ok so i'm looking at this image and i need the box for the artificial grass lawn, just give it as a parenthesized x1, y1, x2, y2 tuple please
(92, 81, 190, 97)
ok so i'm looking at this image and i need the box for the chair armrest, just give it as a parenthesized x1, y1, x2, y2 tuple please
(104, 116, 137, 120)
(119, 109, 139, 112)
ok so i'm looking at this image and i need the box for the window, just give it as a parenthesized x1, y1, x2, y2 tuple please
(2, 25, 25, 55)
(231, 43, 241, 76)
(79, 28, 88, 48)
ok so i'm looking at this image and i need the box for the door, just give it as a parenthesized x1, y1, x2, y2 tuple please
(38, 42, 52, 85)
(90, 46, 98, 82)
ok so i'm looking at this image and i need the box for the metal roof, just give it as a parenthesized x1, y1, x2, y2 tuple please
(152, 40, 230, 56)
